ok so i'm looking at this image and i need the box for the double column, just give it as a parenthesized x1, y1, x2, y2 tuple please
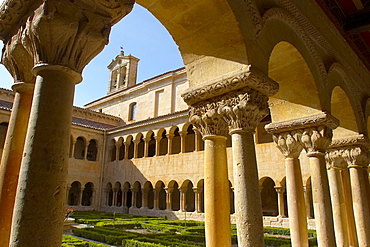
(182, 66, 278, 247)
(266, 112, 339, 247)
(0, 0, 134, 246)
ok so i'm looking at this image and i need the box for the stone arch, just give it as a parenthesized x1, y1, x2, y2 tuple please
(146, 131, 156, 157)
(135, 133, 145, 158)
(168, 180, 180, 211)
(184, 124, 195, 153)
(135, 0, 257, 85)
(305, 177, 314, 219)
(114, 182, 122, 207)
(144, 181, 154, 209)
(267, 40, 323, 122)
(181, 179, 195, 212)
(171, 126, 181, 154)
(330, 86, 359, 138)
(328, 63, 364, 137)
(158, 128, 168, 156)
(118, 137, 124, 160)
(133, 181, 142, 208)
(155, 181, 166, 210)
(260, 177, 278, 216)
(81, 182, 94, 206)
(74, 136, 86, 160)
(123, 182, 132, 208)
(126, 135, 134, 159)
(87, 139, 98, 161)
(258, 8, 328, 87)
(68, 181, 81, 206)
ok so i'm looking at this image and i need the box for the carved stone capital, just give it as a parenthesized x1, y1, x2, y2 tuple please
(3, 0, 134, 74)
(181, 65, 278, 106)
(342, 146, 370, 168)
(2, 30, 35, 83)
(300, 126, 333, 155)
(271, 130, 303, 158)
(274, 186, 285, 194)
(218, 87, 269, 132)
(325, 149, 347, 170)
(265, 112, 339, 155)
(189, 100, 229, 137)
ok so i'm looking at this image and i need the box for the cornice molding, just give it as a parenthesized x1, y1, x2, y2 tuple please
(329, 134, 370, 149)
(265, 112, 339, 134)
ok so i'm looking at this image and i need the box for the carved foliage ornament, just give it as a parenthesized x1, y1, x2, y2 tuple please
(301, 126, 333, 155)
(1, 27, 34, 83)
(189, 87, 269, 136)
(5, 0, 134, 73)
(272, 130, 303, 158)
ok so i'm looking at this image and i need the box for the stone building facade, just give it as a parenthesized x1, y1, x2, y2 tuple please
(1, 0, 370, 246)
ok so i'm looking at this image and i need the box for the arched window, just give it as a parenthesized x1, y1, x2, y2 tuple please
(148, 133, 156, 157)
(68, 181, 81, 206)
(261, 177, 278, 216)
(129, 102, 137, 121)
(185, 125, 195, 153)
(74, 137, 85, 160)
(87, 140, 98, 161)
(82, 182, 94, 206)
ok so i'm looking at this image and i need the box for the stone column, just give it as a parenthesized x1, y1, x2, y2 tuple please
(131, 188, 138, 208)
(115, 142, 121, 161)
(166, 134, 174, 155)
(193, 187, 199, 212)
(80, 187, 85, 206)
(153, 189, 160, 210)
(298, 114, 338, 247)
(133, 140, 140, 159)
(0, 82, 34, 244)
(303, 185, 312, 219)
(70, 139, 77, 158)
(142, 188, 149, 209)
(181, 66, 279, 247)
(326, 150, 350, 247)
(194, 129, 202, 151)
(265, 124, 308, 247)
(124, 141, 130, 159)
(0, 32, 35, 245)
(179, 131, 186, 153)
(274, 186, 286, 217)
(165, 187, 173, 211)
(179, 187, 187, 212)
(155, 136, 161, 156)
(218, 86, 276, 247)
(187, 105, 231, 247)
(343, 145, 370, 246)
(144, 137, 151, 157)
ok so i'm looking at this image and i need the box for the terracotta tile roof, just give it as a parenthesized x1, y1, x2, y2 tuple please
(0, 100, 12, 111)
(72, 117, 115, 130)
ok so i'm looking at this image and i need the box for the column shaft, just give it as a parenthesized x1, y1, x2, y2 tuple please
(285, 157, 308, 247)
(327, 168, 349, 247)
(203, 135, 231, 247)
(10, 66, 77, 246)
(340, 169, 358, 247)
(349, 165, 370, 246)
(231, 130, 263, 246)
(0, 83, 33, 245)
(308, 154, 336, 247)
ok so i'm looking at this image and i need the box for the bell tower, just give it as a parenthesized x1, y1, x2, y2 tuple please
(107, 50, 139, 94)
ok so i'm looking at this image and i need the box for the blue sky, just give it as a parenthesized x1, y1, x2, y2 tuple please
(0, 4, 184, 107)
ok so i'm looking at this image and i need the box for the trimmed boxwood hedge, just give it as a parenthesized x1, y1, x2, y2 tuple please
(69, 211, 318, 247)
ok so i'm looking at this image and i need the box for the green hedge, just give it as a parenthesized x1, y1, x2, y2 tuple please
(61, 235, 107, 247)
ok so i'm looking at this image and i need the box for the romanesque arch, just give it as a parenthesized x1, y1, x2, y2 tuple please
(81, 182, 94, 206)
(260, 177, 278, 216)
(68, 181, 81, 206)
(74, 137, 86, 160)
